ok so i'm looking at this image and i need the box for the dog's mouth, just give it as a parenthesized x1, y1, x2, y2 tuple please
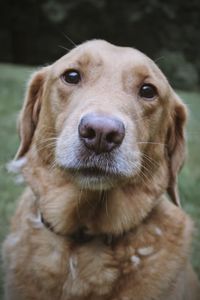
(68, 166, 119, 178)
(56, 146, 141, 190)
(67, 165, 122, 190)
(62, 155, 128, 190)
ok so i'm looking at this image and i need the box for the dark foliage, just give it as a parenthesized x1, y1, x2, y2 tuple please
(1, 0, 200, 89)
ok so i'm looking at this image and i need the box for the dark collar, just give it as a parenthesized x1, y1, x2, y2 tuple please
(41, 213, 114, 246)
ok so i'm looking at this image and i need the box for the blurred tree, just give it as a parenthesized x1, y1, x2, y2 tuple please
(0, 0, 199, 89)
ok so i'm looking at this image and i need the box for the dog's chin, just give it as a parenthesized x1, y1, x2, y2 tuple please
(67, 167, 123, 190)
(74, 175, 116, 190)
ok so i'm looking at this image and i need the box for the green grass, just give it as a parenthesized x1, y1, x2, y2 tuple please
(0, 64, 200, 297)
(0, 64, 35, 298)
(178, 90, 200, 274)
(0, 64, 34, 235)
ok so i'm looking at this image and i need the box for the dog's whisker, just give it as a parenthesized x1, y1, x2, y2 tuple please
(39, 125, 56, 131)
(137, 167, 153, 187)
(49, 159, 57, 172)
(142, 155, 159, 168)
(140, 165, 154, 182)
(37, 142, 56, 150)
(58, 45, 71, 52)
(137, 142, 166, 146)
(131, 151, 160, 169)
(63, 33, 77, 47)
(117, 154, 154, 186)
(36, 141, 57, 152)
(36, 137, 58, 145)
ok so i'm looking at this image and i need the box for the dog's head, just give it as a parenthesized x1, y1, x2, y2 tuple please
(15, 40, 187, 206)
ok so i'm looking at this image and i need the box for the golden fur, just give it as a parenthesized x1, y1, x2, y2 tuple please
(2, 40, 200, 300)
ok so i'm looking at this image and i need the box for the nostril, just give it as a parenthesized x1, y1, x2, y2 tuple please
(106, 132, 114, 143)
(78, 118, 96, 140)
(79, 126, 96, 140)
(82, 127, 96, 140)
(106, 131, 122, 144)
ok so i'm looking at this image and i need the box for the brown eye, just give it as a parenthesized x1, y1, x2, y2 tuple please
(139, 84, 157, 100)
(62, 69, 81, 84)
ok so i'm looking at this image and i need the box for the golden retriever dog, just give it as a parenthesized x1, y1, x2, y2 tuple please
(2, 40, 200, 300)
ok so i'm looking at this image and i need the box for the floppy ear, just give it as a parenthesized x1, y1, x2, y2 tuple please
(166, 94, 187, 206)
(15, 68, 48, 159)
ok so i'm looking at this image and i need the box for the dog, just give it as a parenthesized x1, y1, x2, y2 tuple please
(2, 40, 200, 300)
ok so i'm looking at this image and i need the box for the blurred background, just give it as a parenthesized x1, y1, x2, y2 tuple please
(0, 0, 200, 297)
(1, 0, 200, 89)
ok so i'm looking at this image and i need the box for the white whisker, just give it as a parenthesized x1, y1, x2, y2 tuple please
(58, 45, 71, 52)
(63, 33, 77, 47)
(137, 142, 166, 146)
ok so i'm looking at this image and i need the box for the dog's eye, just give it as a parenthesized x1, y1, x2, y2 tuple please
(62, 69, 81, 84)
(139, 84, 157, 100)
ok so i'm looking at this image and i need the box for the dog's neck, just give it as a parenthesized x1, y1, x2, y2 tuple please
(23, 152, 169, 238)
(36, 177, 167, 238)
(41, 212, 116, 245)
(39, 188, 164, 246)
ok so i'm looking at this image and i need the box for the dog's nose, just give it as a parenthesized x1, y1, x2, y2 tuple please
(78, 113, 125, 154)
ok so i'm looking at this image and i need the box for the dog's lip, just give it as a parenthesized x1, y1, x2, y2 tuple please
(67, 166, 119, 178)
(79, 167, 112, 177)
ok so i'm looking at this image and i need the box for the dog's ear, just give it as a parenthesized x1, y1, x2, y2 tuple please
(15, 68, 48, 159)
(166, 93, 187, 206)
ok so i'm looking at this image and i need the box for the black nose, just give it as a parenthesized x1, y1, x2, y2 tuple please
(78, 113, 125, 154)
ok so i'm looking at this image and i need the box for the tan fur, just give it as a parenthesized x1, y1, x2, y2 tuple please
(2, 40, 200, 300)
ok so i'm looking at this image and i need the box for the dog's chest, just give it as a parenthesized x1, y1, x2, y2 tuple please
(4, 209, 187, 300)
(58, 224, 167, 299)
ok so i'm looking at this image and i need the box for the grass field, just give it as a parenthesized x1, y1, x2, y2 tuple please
(0, 63, 200, 297)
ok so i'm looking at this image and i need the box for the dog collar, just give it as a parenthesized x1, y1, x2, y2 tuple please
(41, 213, 114, 245)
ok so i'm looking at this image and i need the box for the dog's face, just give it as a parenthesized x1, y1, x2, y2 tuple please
(16, 40, 187, 205)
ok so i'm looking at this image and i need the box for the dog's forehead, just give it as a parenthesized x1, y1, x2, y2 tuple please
(73, 39, 147, 59)
(54, 40, 153, 70)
